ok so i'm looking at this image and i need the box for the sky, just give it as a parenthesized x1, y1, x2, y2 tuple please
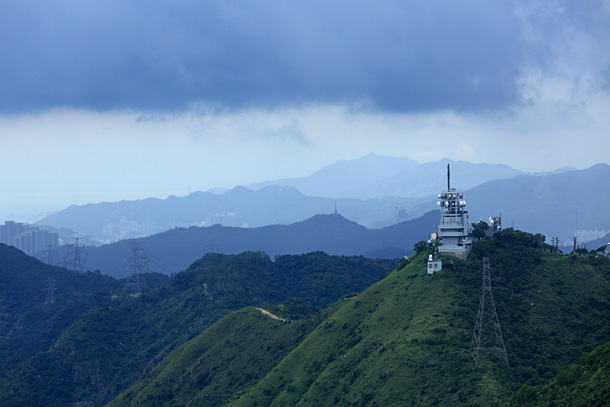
(1, 0, 609, 221)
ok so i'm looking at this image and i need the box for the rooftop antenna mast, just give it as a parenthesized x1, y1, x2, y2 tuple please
(447, 163, 451, 190)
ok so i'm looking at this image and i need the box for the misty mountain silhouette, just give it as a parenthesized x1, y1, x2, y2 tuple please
(55, 211, 440, 278)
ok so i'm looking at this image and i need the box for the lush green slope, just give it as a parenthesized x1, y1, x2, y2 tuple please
(0, 251, 395, 406)
(0, 243, 126, 375)
(511, 340, 610, 406)
(224, 232, 610, 406)
(109, 299, 331, 407)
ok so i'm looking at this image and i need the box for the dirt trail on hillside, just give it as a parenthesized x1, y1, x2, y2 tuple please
(256, 308, 291, 323)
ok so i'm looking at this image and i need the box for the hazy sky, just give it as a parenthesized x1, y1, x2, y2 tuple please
(1, 0, 609, 221)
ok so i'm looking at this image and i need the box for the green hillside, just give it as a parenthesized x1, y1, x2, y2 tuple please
(511, 340, 610, 406)
(221, 231, 610, 406)
(109, 299, 331, 407)
(0, 251, 395, 406)
(3, 232, 609, 406)
(0, 243, 127, 376)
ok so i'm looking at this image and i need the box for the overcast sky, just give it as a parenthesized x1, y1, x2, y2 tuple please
(1, 0, 609, 221)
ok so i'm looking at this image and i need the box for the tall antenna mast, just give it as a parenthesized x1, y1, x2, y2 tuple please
(471, 258, 509, 368)
(447, 163, 451, 190)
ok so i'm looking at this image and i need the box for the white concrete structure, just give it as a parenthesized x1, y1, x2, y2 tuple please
(436, 164, 471, 259)
(427, 254, 442, 274)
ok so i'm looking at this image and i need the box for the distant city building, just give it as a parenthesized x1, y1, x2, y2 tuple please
(0, 221, 59, 256)
(436, 164, 472, 259)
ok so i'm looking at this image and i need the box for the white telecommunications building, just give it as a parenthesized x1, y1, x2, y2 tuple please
(436, 164, 472, 259)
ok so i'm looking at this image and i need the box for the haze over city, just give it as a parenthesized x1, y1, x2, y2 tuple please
(1, 1, 608, 221)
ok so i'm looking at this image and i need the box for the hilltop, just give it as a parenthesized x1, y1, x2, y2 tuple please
(108, 230, 610, 406)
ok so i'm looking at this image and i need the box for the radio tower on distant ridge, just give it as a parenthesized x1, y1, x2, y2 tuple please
(124, 242, 148, 296)
(471, 258, 509, 368)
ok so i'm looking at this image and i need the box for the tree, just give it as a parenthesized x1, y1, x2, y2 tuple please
(471, 221, 489, 240)
(414, 241, 428, 253)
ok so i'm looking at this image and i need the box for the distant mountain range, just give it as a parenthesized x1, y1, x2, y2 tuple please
(464, 163, 610, 240)
(248, 153, 530, 199)
(52, 211, 440, 278)
(35, 155, 606, 245)
(36, 185, 424, 241)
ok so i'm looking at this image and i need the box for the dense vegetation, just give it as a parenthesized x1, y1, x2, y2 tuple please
(0, 250, 395, 406)
(220, 229, 610, 406)
(109, 301, 330, 407)
(510, 340, 610, 406)
(0, 244, 123, 375)
(2, 228, 610, 406)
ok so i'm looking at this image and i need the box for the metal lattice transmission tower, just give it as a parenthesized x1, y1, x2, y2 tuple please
(65, 237, 86, 273)
(124, 242, 148, 296)
(471, 258, 510, 368)
(44, 277, 56, 304)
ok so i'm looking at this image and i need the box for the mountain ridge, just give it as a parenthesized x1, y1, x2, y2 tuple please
(106, 231, 610, 406)
(34, 159, 610, 246)
(51, 211, 439, 278)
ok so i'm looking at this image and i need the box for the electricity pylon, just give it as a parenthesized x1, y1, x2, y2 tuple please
(471, 258, 509, 368)
(44, 277, 56, 304)
(65, 237, 86, 273)
(124, 242, 148, 296)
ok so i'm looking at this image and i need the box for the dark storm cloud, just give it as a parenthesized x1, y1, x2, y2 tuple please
(0, 0, 605, 114)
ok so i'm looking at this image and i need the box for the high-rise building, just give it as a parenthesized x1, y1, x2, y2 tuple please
(0, 221, 59, 256)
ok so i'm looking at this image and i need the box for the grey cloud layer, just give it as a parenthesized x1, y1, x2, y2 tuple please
(0, 0, 607, 114)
